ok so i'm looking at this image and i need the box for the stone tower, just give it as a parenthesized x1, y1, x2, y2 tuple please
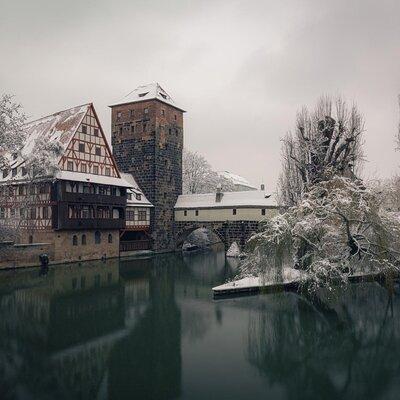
(110, 83, 185, 250)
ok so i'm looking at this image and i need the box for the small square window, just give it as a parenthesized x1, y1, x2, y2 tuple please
(117, 111, 122, 120)
(12, 168, 17, 177)
(82, 125, 87, 134)
(81, 164, 87, 173)
(261, 209, 266, 216)
(195, 210, 199, 216)
(95, 147, 101, 156)
(93, 166, 99, 174)
(79, 143, 85, 153)
(136, 193, 141, 201)
(233, 209, 237, 215)
(67, 161, 74, 171)
(94, 128, 99, 136)
(105, 167, 111, 176)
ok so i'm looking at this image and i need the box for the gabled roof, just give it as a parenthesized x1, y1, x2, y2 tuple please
(175, 190, 278, 209)
(0, 104, 90, 183)
(217, 170, 258, 190)
(109, 83, 185, 112)
(121, 173, 153, 207)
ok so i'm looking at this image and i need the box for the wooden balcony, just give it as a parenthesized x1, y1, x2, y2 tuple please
(120, 240, 152, 252)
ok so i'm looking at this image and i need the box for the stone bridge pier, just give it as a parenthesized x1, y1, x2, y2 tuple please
(174, 221, 259, 252)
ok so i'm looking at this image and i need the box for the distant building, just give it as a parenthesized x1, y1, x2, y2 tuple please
(0, 103, 134, 264)
(217, 171, 258, 191)
(110, 83, 185, 251)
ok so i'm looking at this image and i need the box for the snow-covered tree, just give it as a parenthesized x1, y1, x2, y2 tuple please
(242, 96, 399, 293)
(278, 96, 364, 206)
(183, 148, 234, 194)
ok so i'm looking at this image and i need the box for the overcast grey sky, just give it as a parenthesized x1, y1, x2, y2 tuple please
(1, 0, 399, 189)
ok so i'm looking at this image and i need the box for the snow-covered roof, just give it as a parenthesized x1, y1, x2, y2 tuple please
(109, 83, 185, 111)
(120, 173, 153, 207)
(0, 104, 91, 183)
(175, 190, 277, 209)
(57, 170, 133, 188)
(217, 170, 258, 190)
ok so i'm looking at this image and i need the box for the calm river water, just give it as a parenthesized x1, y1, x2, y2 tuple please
(0, 251, 399, 400)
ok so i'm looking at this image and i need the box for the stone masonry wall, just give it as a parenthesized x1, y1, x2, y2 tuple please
(111, 99, 183, 251)
(174, 221, 260, 251)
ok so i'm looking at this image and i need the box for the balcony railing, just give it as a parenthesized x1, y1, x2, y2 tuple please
(120, 240, 151, 252)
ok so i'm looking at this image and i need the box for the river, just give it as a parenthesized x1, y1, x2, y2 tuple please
(0, 251, 399, 399)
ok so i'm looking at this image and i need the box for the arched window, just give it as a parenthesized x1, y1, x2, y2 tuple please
(108, 233, 113, 244)
(72, 235, 78, 246)
(81, 234, 86, 245)
(95, 231, 101, 244)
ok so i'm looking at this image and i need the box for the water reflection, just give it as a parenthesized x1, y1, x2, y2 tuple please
(0, 253, 399, 399)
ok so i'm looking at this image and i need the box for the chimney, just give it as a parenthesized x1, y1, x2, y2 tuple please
(215, 184, 223, 202)
(260, 184, 265, 191)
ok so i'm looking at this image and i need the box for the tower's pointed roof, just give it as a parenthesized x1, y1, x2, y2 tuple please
(109, 83, 185, 111)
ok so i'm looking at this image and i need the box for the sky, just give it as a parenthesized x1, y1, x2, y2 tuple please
(0, 0, 399, 190)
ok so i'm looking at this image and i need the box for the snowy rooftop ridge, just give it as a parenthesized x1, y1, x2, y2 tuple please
(109, 83, 185, 111)
(120, 173, 153, 207)
(217, 170, 258, 190)
(175, 189, 277, 209)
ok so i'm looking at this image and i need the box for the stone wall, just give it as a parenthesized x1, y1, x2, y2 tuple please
(111, 99, 183, 251)
(174, 220, 260, 251)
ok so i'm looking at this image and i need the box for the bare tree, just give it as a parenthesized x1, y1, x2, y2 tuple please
(278, 96, 365, 206)
(182, 148, 234, 194)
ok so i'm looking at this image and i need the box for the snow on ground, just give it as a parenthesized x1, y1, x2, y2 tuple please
(213, 268, 306, 292)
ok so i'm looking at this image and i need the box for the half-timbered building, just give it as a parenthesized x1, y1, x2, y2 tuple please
(0, 103, 135, 263)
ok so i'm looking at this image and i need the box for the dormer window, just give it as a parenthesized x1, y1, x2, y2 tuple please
(136, 193, 141, 201)
(139, 92, 149, 98)
(159, 93, 167, 99)
(3, 169, 9, 178)
(12, 168, 17, 177)
(127, 193, 132, 200)
(21, 167, 27, 176)
(12, 153, 18, 160)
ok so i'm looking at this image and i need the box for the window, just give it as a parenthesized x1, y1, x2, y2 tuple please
(136, 193, 141, 201)
(95, 231, 101, 244)
(81, 234, 86, 245)
(82, 125, 87, 134)
(29, 235, 33, 244)
(95, 147, 101, 156)
(184, 210, 187, 216)
(108, 234, 113, 243)
(79, 143, 85, 153)
(161, 109, 165, 116)
(12, 168, 17, 177)
(195, 210, 199, 216)
(144, 108, 149, 114)
(67, 161, 74, 171)
(0, 207, 4, 219)
(81, 206, 90, 218)
(261, 209, 266, 216)
(42, 207, 48, 219)
(139, 92, 148, 98)
(39, 184, 47, 194)
(119, 126, 123, 134)
(233, 209, 237, 215)
(131, 125, 135, 133)
(105, 167, 111, 176)
(138, 210, 146, 221)
(127, 193, 132, 200)
(130, 109, 134, 117)
(18, 185, 24, 196)
(143, 123, 147, 132)
(20, 208, 25, 218)
(127, 210, 135, 220)
(72, 235, 78, 246)
(94, 128, 99, 136)
(174, 114, 177, 120)
(29, 185, 35, 195)
(117, 111, 122, 120)
(30, 207, 36, 220)
(93, 165, 99, 175)
(10, 208, 15, 218)
(169, 128, 172, 135)
(21, 167, 27, 176)
(3, 169, 9, 178)
(81, 164, 87, 173)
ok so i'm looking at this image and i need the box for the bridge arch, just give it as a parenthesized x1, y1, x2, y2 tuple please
(175, 224, 225, 250)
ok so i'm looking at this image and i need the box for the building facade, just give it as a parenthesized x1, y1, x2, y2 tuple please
(110, 83, 185, 251)
(0, 103, 134, 264)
